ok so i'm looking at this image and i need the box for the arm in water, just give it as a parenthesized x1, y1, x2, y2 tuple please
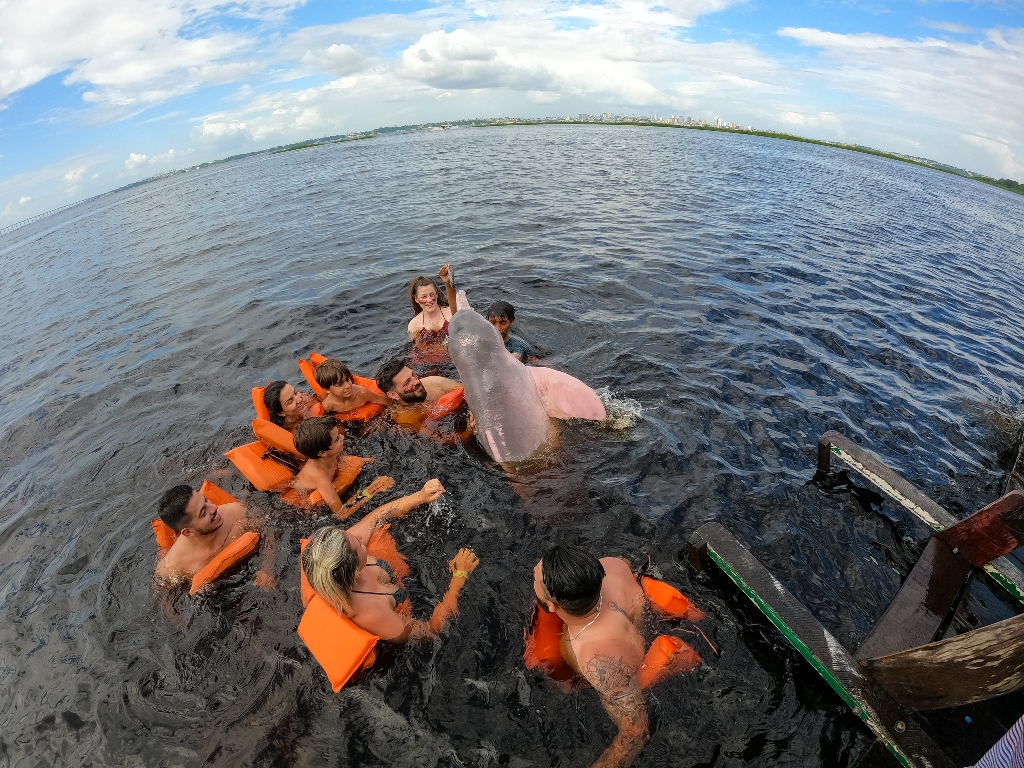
(348, 479, 445, 540)
(581, 646, 650, 768)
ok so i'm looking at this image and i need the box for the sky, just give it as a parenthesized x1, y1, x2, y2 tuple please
(2, 0, 1023, 226)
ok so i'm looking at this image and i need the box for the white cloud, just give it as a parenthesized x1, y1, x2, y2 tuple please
(920, 20, 974, 35)
(125, 149, 177, 170)
(401, 29, 559, 90)
(19, 196, 31, 205)
(962, 133, 1024, 179)
(0, 0, 298, 113)
(777, 26, 1024, 176)
(64, 167, 86, 185)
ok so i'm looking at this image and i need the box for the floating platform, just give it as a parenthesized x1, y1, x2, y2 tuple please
(688, 430, 1024, 768)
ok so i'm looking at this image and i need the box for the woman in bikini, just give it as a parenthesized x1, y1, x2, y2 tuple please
(302, 478, 481, 642)
(405, 265, 458, 362)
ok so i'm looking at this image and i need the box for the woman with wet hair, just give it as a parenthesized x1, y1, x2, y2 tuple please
(263, 380, 317, 431)
(303, 478, 480, 642)
(405, 265, 458, 359)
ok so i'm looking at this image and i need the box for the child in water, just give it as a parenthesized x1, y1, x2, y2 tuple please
(486, 300, 534, 362)
(314, 358, 390, 416)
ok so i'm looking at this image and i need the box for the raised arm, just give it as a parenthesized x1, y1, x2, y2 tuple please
(581, 650, 650, 768)
(348, 479, 445, 541)
(438, 264, 457, 314)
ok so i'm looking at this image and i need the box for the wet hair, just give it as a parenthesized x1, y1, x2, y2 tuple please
(375, 357, 409, 394)
(302, 526, 359, 616)
(485, 300, 515, 322)
(408, 275, 449, 316)
(294, 416, 340, 460)
(263, 380, 289, 427)
(314, 359, 352, 390)
(158, 484, 195, 533)
(541, 546, 605, 617)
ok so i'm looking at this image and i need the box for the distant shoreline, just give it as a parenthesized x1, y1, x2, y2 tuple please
(472, 120, 1024, 199)
(3, 118, 1020, 238)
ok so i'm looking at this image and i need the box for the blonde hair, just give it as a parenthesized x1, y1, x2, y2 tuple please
(302, 526, 359, 616)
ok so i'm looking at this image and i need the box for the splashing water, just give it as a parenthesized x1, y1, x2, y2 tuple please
(595, 387, 644, 431)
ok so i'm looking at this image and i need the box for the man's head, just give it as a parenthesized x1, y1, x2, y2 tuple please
(375, 357, 428, 403)
(294, 416, 343, 460)
(486, 300, 516, 340)
(314, 359, 353, 393)
(534, 546, 605, 617)
(158, 485, 222, 536)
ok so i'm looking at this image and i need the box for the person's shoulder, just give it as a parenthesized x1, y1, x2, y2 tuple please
(576, 636, 641, 689)
(600, 556, 634, 576)
(407, 314, 423, 331)
(505, 336, 530, 354)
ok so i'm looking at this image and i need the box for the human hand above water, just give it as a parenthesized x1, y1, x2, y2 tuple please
(449, 548, 479, 578)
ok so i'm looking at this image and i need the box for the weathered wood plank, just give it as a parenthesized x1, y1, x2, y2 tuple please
(862, 613, 1024, 711)
(855, 538, 971, 663)
(688, 522, 955, 768)
(936, 491, 1024, 566)
(817, 431, 1024, 604)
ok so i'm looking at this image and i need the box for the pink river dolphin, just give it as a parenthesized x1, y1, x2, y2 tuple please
(448, 291, 606, 463)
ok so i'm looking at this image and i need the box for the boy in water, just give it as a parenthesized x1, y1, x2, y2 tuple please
(486, 300, 534, 362)
(314, 358, 390, 416)
(293, 416, 394, 516)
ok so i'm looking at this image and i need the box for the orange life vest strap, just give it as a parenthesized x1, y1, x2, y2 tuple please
(298, 358, 327, 401)
(429, 386, 466, 419)
(225, 441, 296, 491)
(252, 418, 303, 458)
(641, 577, 705, 622)
(153, 481, 238, 554)
(638, 635, 701, 688)
(252, 386, 271, 422)
(189, 531, 261, 595)
(309, 352, 328, 366)
(298, 595, 380, 692)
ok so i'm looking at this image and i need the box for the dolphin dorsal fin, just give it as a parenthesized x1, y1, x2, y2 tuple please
(456, 290, 474, 312)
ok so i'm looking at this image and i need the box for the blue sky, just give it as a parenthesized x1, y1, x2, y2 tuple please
(2, 0, 1022, 225)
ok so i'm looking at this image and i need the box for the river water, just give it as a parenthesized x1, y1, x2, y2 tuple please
(2, 125, 1024, 767)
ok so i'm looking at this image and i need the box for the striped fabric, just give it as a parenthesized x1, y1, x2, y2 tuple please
(973, 714, 1024, 768)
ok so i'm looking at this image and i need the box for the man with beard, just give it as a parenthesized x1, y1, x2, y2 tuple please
(375, 357, 462, 435)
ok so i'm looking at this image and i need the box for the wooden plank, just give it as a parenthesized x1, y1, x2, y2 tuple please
(855, 538, 971, 663)
(862, 613, 1024, 711)
(936, 491, 1024, 566)
(688, 522, 955, 768)
(817, 431, 1024, 604)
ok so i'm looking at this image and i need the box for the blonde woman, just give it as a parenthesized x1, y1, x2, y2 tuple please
(302, 478, 480, 641)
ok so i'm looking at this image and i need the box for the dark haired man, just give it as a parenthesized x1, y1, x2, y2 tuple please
(533, 546, 649, 767)
(154, 485, 276, 590)
(375, 357, 462, 434)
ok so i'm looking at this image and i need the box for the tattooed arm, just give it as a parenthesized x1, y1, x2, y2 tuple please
(580, 648, 650, 768)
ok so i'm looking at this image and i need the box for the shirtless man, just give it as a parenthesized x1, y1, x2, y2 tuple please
(293, 416, 395, 517)
(375, 357, 462, 434)
(154, 485, 276, 589)
(533, 547, 649, 768)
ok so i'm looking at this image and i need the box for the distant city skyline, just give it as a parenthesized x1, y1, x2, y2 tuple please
(2, 0, 1022, 226)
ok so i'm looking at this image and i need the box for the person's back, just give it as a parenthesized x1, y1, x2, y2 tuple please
(534, 547, 650, 768)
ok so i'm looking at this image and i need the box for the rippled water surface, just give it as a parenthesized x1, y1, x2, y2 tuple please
(2, 125, 1024, 767)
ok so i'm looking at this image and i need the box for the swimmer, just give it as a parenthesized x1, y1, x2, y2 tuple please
(486, 300, 535, 362)
(154, 484, 276, 590)
(375, 357, 462, 434)
(533, 547, 649, 767)
(264, 380, 317, 431)
(303, 479, 480, 642)
(406, 266, 457, 354)
(314, 358, 390, 416)
(293, 416, 394, 518)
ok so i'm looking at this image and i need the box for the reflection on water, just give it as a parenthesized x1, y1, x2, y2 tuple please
(1, 125, 1024, 767)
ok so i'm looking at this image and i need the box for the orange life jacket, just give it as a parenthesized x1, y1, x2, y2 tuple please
(225, 417, 368, 505)
(524, 577, 703, 689)
(151, 481, 261, 594)
(298, 353, 387, 424)
(297, 527, 411, 691)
